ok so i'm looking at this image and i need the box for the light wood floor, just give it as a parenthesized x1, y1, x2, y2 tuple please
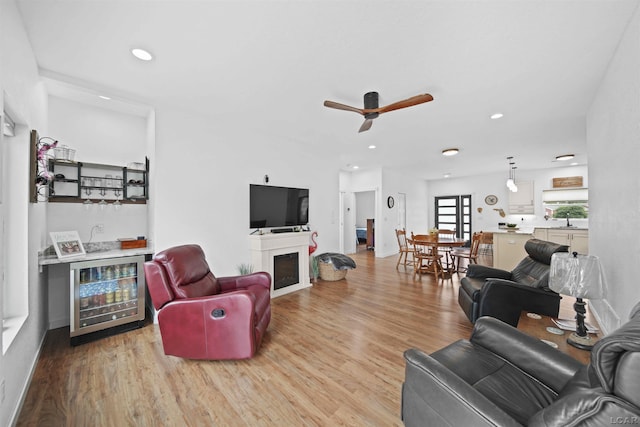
(17, 251, 593, 426)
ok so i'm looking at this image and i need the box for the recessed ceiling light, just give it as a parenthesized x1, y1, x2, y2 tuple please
(443, 173, 451, 178)
(556, 154, 575, 161)
(442, 148, 459, 156)
(352, 165, 359, 169)
(490, 113, 504, 120)
(368, 145, 376, 149)
(98, 95, 111, 100)
(131, 48, 153, 61)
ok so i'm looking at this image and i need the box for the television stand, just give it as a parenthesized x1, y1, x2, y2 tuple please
(271, 228, 295, 234)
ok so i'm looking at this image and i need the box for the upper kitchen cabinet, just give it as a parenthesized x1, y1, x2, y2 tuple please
(508, 181, 534, 214)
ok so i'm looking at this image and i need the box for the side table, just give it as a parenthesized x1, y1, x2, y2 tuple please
(517, 312, 600, 365)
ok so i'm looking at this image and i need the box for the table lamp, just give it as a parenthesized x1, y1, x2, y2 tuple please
(549, 251, 606, 350)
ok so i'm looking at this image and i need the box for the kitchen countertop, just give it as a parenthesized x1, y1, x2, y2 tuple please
(493, 228, 535, 234)
(535, 225, 588, 230)
(39, 242, 154, 266)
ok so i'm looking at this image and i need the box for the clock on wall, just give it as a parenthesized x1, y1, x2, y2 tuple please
(484, 194, 498, 205)
(387, 196, 395, 208)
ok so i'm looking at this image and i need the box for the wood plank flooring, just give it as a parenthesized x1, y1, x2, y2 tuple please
(16, 250, 594, 426)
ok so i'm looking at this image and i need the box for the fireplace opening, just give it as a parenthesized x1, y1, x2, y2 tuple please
(274, 253, 299, 290)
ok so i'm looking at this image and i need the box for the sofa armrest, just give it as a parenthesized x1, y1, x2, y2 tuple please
(217, 271, 271, 293)
(466, 264, 513, 280)
(471, 317, 584, 393)
(402, 348, 521, 427)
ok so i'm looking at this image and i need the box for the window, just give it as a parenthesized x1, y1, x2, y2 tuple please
(435, 195, 472, 242)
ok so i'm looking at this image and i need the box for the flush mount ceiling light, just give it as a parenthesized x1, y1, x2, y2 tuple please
(443, 173, 451, 178)
(131, 48, 153, 61)
(368, 145, 376, 149)
(491, 113, 504, 120)
(556, 154, 575, 161)
(442, 148, 459, 156)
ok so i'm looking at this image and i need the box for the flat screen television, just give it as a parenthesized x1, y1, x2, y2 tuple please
(250, 184, 309, 229)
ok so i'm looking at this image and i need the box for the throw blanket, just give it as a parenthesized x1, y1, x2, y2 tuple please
(316, 252, 356, 270)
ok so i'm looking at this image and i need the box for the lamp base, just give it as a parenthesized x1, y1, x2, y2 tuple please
(567, 332, 595, 351)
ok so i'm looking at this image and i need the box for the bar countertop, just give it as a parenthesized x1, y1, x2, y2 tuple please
(39, 241, 154, 266)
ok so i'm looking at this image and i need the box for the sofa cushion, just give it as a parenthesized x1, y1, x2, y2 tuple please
(431, 339, 557, 424)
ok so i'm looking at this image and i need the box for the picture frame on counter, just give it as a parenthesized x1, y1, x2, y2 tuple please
(50, 230, 86, 260)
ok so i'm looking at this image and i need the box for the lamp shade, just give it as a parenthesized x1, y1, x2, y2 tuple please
(549, 252, 606, 299)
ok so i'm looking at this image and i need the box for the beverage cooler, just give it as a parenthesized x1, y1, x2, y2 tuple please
(70, 255, 146, 345)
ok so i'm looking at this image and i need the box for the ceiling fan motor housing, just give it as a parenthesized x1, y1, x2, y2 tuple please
(364, 91, 379, 119)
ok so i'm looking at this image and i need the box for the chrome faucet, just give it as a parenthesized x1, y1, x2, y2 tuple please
(566, 213, 572, 227)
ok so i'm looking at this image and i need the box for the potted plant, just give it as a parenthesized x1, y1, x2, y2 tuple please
(309, 255, 319, 282)
(237, 263, 254, 275)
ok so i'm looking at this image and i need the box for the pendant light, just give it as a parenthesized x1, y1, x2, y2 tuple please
(506, 157, 518, 192)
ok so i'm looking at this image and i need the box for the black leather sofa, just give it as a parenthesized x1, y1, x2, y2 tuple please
(459, 238, 568, 327)
(401, 302, 640, 426)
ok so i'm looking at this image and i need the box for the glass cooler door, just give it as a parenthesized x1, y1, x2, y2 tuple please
(70, 255, 145, 338)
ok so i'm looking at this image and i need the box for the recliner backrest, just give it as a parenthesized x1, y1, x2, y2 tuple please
(510, 239, 569, 288)
(525, 239, 569, 264)
(149, 244, 221, 301)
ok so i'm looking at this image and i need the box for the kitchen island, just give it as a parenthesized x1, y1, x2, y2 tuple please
(493, 229, 534, 270)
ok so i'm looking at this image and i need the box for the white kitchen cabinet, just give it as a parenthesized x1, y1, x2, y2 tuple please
(493, 232, 534, 270)
(533, 228, 547, 240)
(508, 181, 534, 214)
(545, 229, 589, 254)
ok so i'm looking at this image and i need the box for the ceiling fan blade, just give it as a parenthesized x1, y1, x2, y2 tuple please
(323, 100, 365, 115)
(359, 119, 373, 133)
(375, 93, 434, 114)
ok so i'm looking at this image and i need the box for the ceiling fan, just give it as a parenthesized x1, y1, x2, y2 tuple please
(323, 91, 434, 133)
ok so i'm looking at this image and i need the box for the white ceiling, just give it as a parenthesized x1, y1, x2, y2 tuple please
(16, 0, 639, 180)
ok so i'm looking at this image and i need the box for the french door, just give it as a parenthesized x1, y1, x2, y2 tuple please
(434, 195, 472, 242)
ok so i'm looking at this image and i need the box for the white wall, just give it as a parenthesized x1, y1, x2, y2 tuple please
(355, 191, 374, 227)
(587, 3, 640, 332)
(339, 168, 430, 258)
(0, 1, 49, 425)
(152, 107, 342, 276)
(46, 96, 148, 243)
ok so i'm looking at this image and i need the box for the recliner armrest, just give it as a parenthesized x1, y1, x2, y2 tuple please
(479, 278, 561, 325)
(217, 271, 271, 292)
(471, 317, 584, 393)
(402, 348, 521, 427)
(466, 264, 513, 280)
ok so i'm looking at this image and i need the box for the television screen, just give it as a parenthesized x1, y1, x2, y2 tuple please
(250, 184, 309, 229)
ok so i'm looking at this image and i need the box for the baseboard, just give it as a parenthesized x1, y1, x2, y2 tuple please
(49, 317, 70, 330)
(590, 298, 620, 335)
(9, 328, 47, 427)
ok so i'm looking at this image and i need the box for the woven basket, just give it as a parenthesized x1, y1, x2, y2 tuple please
(318, 261, 347, 281)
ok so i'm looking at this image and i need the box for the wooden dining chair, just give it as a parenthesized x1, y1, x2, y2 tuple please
(437, 229, 457, 269)
(479, 231, 494, 255)
(395, 228, 414, 269)
(451, 232, 482, 273)
(410, 233, 444, 281)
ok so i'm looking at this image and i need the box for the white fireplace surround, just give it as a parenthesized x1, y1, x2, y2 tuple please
(249, 231, 311, 298)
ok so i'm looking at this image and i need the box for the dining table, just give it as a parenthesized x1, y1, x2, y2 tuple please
(410, 234, 466, 277)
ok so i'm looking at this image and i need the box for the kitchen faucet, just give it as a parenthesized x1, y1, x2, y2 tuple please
(566, 213, 572, 227)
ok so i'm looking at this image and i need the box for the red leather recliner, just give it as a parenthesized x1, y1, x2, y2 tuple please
(144, 244, 271, 360)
